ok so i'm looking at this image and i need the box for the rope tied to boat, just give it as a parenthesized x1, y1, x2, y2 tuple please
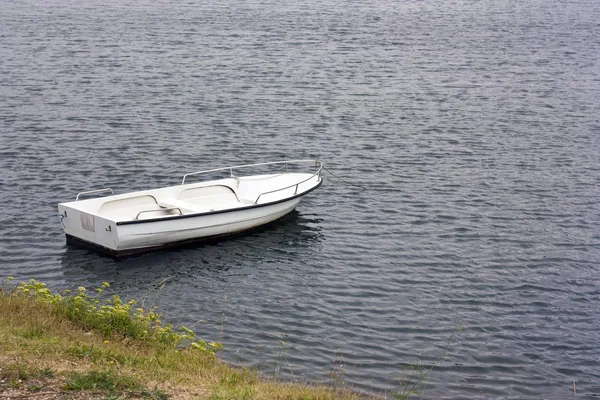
(321, 166, 367, 192)
(58, 211, 67, 228)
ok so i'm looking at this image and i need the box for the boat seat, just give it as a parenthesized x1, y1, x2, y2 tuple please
(177, 185, 242, 210)
(156, 186, 245, 215)
(98, 195, 163, 220)
(157, 198, 201, 214)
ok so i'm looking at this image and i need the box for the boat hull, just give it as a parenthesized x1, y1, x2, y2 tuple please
(117, 197, 301, 253)
(65, 199, 299, 257)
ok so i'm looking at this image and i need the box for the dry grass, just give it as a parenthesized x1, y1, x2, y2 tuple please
(0, 287, 373, 400)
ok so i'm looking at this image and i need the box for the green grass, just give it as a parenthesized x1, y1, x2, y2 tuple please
(6, 279, 222, 353)
(64, 370, 140, 391)
(0, 278, 373, 399)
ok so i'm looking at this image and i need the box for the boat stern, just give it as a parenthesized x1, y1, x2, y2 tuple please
(58, 203, 119, 252)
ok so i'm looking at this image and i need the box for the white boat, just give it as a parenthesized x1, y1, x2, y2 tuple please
(58, 160, 323, 257)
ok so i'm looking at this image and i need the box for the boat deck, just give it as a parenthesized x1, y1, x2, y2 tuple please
(95, 184, 252, 221)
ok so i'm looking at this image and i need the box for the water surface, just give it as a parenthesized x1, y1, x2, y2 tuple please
(1, 0, 599, 397)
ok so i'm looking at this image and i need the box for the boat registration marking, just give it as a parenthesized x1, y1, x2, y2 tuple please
(80, 212, 95, 232)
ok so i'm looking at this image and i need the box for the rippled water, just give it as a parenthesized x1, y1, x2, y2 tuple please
(1, 0, 600, 397)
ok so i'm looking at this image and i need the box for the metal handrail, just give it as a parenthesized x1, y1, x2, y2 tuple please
(254, 161, 322, 204)
(135, 207, 182, 220)
(76, 188, 115, 201)
(254, 167, 322, 204)
(181, 159, 321, 185)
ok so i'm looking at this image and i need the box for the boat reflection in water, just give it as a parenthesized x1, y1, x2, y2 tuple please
(59, 210, 325, 290)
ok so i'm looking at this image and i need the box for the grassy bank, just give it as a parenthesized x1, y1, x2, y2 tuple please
(0, 279, 373, 400)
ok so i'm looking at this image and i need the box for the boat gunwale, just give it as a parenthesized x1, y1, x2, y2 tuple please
(114, 178, 322, 226)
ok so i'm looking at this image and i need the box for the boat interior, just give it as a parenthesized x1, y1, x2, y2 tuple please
(60, 161, 322, 222)
(96, 183, 250, 221)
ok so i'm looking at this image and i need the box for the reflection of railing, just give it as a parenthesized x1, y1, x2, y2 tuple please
(182, 159, 322, 184)
(76, 188, 114, 201)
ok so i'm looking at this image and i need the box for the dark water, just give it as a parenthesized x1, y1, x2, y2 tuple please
(1, 0, 600, 397)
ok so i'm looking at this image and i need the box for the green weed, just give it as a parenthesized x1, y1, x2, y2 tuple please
(27, 383, 44, 391)
(20, 325, 45, 339)
(273, 332, 290, 379)
(219, 370, 256, 388)
(11, 279, 222, 354)
(141, 387, 171, 399)
(393, 320, 463, 399)
(64, 369, 139, 392)
(7, 379, 23, 388)
(210, 385, 256, 400)
(68, 343, 98, 359)
(1, 363, 30, 382)
(329, 350, 346, 391)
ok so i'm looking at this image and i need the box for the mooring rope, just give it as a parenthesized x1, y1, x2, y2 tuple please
(322, 165, 367, 192)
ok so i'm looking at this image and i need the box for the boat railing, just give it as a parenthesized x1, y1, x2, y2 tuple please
(254, 168, 321, 204)
(75, 188, 115, 201)
(181, 159, 322, 186)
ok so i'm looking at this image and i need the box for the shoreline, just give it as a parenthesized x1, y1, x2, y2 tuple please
(0, 279, 379, 399)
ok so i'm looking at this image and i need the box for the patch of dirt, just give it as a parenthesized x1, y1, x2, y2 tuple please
(1, 377, 77, 399)
(0, 376, 152, 399)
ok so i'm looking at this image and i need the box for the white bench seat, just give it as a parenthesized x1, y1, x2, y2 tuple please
(157, 198, 203, 214)
(158, 185, 244, 214)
